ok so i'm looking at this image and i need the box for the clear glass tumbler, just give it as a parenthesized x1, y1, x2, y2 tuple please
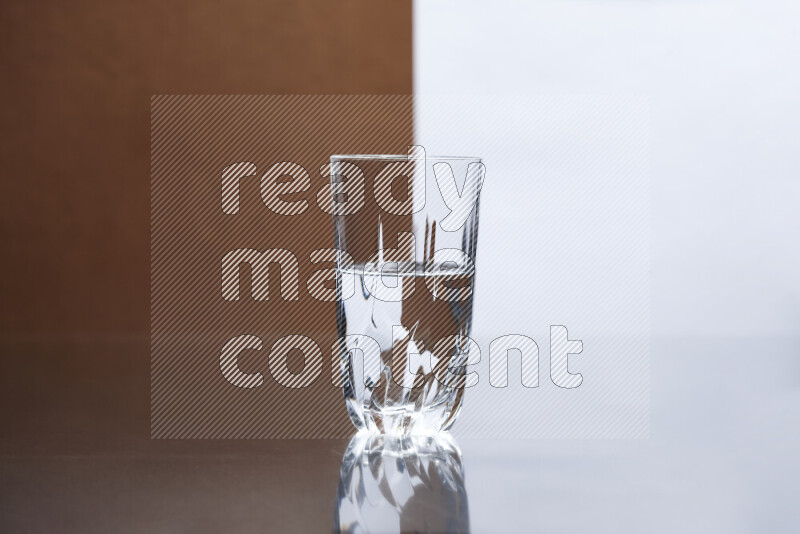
(329, 149, 484, 434)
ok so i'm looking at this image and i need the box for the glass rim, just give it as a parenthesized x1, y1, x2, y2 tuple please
(331, 154, 481, 162)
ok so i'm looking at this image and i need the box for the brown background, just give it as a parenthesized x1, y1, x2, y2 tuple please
(150, 95, 413, 438)
(0, 1, 411, 530)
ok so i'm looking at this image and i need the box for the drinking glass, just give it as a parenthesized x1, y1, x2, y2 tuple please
(329, 149, 484, 434)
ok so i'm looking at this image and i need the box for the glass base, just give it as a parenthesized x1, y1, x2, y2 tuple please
(346, 391, 464, 436)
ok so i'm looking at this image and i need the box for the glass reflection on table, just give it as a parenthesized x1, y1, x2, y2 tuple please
(335, 432, 470, 534)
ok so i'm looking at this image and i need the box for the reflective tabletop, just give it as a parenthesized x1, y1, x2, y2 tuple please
(1, 337, 798, 532)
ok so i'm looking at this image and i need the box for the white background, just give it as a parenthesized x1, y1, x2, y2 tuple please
(415, 1, 799, 530)
(415, 0, 800, 340)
